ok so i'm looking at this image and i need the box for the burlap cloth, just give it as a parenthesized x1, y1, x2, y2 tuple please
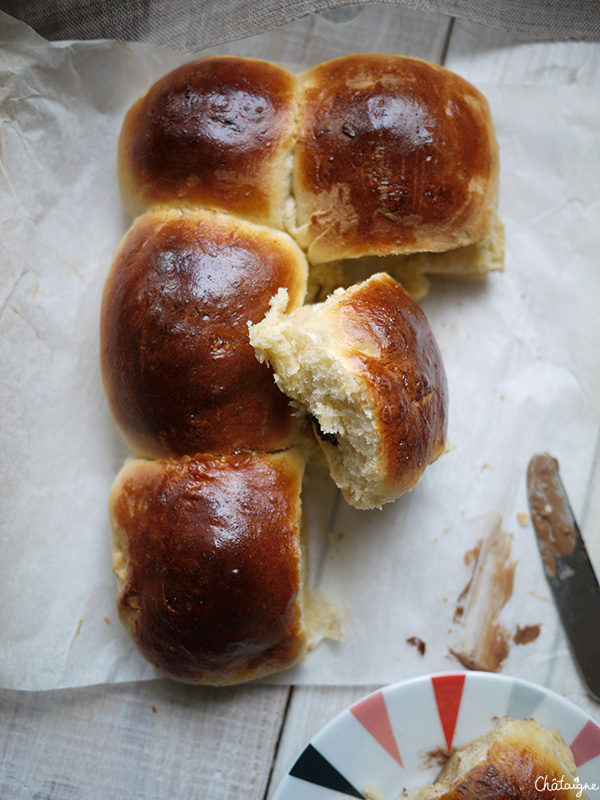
(1, 0, 598, 48)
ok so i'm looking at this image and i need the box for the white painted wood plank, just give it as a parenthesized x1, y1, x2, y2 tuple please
(0, 681, 290, 799)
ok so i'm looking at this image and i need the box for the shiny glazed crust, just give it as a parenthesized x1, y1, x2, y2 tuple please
(118, 56, 298, 228)
(100, 207, 308, 459)
(293, 54, 500, 265)
(405, 717, 587, 800)
(109, 450, 307, 685)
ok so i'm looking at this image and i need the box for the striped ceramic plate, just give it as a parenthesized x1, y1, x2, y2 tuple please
(272, 672, 600, 799)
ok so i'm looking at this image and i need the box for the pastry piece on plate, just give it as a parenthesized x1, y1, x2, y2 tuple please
(404, 716, 589, 800)
(109, 449, 311, 685)
(249, 272, 448, 509)
(118, 55, 298, 229)
(100, 207, 308, 459)
(290, 53, 503, 299)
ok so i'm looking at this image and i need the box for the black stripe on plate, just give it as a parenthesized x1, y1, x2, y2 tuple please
(289, 744, 365, 798)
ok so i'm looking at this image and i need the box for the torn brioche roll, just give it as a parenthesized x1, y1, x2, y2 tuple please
(100, 207, 308, 460)
(109, 449, 310, 685)
(404, 716, 588, 800)
(249, 272, 448, 509)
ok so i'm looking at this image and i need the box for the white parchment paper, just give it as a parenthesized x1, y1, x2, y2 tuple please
(1, 12, 599, 693)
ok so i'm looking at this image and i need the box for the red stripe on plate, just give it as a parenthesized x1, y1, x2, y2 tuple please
(431, 673, 466, 750)
(350, 691, 403, 766)
(570, 719, 600, 768)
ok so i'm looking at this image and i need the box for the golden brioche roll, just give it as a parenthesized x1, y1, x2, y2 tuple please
(100, 208, 308, 459)
(310, 212, 505, 303)
(249, 272, 448, 509)
(291, 53, 501, 273)
(118, 56, 298, 228)
(405, 717, 588, 800)
(109, 449, 308, 685)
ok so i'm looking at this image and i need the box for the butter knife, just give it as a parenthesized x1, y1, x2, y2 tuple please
(527, 453, 600, 702)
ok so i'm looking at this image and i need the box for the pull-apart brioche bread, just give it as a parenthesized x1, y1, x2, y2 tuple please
(109, 449, 308, 685)
(249, 272, 448, 509)
(405, 716, 589, 800)
(290, 54, 503, 298)
(100, 207, 308, 460)
(118, 56, 298, 229)
(101, 51, 497, 682)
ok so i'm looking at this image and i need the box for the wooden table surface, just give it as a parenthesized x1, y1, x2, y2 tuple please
(1, 6, 599, 799)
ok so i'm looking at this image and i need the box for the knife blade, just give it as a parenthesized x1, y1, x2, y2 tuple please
(527, 453, 600, 702)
